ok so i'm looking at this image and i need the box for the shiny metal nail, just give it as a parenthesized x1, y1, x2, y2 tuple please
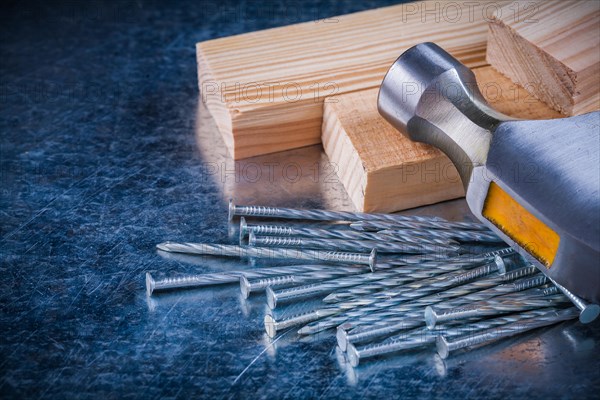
(249, 233, 458, 254)
(436, 307, 579, 359)
(146, 263, 372, 296)
(230, 199, 444, 223)
(240, 218, 454, 246)
(156, 241, 377, 271)
(424, 293, 569, 329)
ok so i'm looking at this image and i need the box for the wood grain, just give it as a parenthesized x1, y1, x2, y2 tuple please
(486, 0, 600, 115)
(197, 0, 511, 159)
(321, 66, 562, 213)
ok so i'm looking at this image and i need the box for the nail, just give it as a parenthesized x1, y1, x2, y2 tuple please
(424, 293, 569, 329)
(146, 263, 371, 296)
(229, 199, 446, 223)
(156, 241, 377, 271)
(249, 233, 458, 254)
(436, 307, 579, 359)
(240, 219, 454, 246)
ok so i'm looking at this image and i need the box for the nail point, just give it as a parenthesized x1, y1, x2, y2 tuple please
(156, 242, 171, 252)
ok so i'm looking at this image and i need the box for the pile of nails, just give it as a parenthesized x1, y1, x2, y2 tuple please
(147, 200, 599, 367)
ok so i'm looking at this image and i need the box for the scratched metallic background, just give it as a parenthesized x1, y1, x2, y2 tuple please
(1, 0, 599, 398)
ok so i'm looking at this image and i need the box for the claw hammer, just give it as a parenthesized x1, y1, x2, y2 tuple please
(378, 43, 600, 304)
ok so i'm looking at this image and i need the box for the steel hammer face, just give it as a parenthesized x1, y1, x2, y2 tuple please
(378, 42, 600, 302)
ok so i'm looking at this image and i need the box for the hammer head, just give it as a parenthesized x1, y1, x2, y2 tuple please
(378, 42, 511, 187)
(378, 42, 600, 304)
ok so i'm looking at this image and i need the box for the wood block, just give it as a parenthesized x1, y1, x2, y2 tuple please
(197, 0, 511, 159)
(487, 0, 600, 115)
(322, 66, 562, 213)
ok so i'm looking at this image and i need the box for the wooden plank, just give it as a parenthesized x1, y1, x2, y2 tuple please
(197, 0, 511, 159)
(486, 0, 600, 115)
(321, 66, 562, 213)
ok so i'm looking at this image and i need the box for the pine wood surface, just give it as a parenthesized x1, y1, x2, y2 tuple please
(486, 0, 600, 115)
(197, 0, 511, 159)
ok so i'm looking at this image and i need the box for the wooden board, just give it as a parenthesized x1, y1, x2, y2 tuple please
(321, 66, 562, 213)
(197, 0, 511, 159)
(486, 0, 600, 115)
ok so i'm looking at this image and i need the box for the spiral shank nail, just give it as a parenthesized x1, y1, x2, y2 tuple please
(148, 263, 374, 295)
(157, 242, 372, 266)
(253, 235, 454, 254)
(234, 203, 444, 223)
(431, 294, 568, 326)
(248, 224, 384, 242)
(437, 308, 579, 358)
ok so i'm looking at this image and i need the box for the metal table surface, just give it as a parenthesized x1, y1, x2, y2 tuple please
(1, 1, 598, 398)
